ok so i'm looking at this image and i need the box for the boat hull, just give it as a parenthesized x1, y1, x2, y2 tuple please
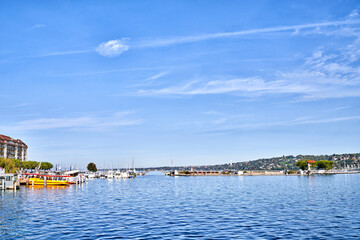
(28, 178, 68, 186)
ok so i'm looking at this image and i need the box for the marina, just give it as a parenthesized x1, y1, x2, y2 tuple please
(1, 166, 358, 192)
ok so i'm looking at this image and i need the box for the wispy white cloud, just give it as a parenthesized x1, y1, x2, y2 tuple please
(281, 34, 360, 100)
(137, 77, 315, 96)
(15, 50, 91, 61)
(134, 19, 360, 48)
(8, 14, 360, 62)
(203, 111, 223, 115)
(33, 50, 91, 57)
(1, 50, 92, 63)
(92, 14, 360, 58)
(0, 103, 32, 108)
(200, 115, 360, 134)
(295, 11, 360, 37)
(300, 25, 360, 37)
(54, 66, 166, 77)
(132, 71, 170, 88)
(213, 118, 228, 125)
(136, 23, 360, 101)
(146, 71, 169, 81)
(287, 116, 360, 125)
(136, 71, 360, 101)
(96, 39, 129, 57)
(329, 106, 351, 111)
(348, 9, 359, 19)
(1, 112, 142, 131)
(29, 24, 46, 30)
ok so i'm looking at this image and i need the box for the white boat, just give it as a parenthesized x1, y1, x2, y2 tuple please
(114, 170, 122, 179)
(121, 172, 129, 178)
(87, 173, 95, 179)
(113, 170, 133, 179)
(106, 170, 114, 179)
(63, 170, 86, 183)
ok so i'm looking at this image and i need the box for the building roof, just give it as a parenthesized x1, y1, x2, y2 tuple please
(0, 134, 27, 148)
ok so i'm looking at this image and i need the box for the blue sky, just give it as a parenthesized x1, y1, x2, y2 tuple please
(1, 0, 360, 168)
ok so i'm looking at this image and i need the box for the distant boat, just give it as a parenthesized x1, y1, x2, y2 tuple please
(87, 173, 96, 179)
(113, 170, 134, 179)
(114, 170, 122, 179)
(121, 172, 129, 178)
(106, 170, 114, 179)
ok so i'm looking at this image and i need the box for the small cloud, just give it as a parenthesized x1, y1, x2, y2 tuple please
(33, 24, 46, 28)
(347, 9, 359, 19)
(291, 28, 300, 35)
(33, 50, 91, 57)
(29, 24, 46, 30)
(146, 71, 169, 81)
(203, 111, 222, 115)
(0, 102, 32, 108)
(96, 39, 129, 57)
(329, 106, 351, 111)
(213, 118, 228, 124)
(312, 50, 322, 59)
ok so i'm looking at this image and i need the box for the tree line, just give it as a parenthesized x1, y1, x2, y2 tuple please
(0, 158, 53, 173)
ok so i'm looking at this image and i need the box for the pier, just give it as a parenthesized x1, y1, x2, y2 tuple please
(0, 173, 19, 190)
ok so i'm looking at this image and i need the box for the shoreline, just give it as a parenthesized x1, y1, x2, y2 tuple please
(171, 171, 360, 177)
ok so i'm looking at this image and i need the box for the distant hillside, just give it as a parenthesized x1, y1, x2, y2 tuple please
(151, 153, 360, 171)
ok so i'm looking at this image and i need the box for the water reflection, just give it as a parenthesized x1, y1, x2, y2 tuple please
(28, 185, 68, 190)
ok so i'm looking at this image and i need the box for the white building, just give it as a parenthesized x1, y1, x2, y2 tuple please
(0, 134, 27, 161)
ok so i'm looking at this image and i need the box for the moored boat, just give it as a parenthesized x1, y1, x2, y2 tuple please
(106, 170, 114, 179)
(63, 170, 87, 184)
(24, 173, 70, 186)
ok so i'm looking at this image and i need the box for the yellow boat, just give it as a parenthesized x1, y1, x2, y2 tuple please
(25, 173, 70, 186)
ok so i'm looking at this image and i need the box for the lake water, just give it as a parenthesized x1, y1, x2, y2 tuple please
(1, 174, 360, 239)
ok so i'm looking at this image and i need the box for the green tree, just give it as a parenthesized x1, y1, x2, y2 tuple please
(22, 161, 39, 170)
(40, 162, 53, 170)
(21, 161, 30, 169)
(316, 160, 334, 171)
(296, 160, 308, 170)
(13, 159, 22, 168)
(87, 162, 97, 172)
(0, 158, 18, 173)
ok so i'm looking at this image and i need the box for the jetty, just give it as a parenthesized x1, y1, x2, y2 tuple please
(0, 168, 19, 190)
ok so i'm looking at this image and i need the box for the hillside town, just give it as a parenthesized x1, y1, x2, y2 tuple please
(149, 154, 360, 172)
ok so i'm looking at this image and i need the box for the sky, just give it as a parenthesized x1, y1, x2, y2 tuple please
(1, 0, 360, 168)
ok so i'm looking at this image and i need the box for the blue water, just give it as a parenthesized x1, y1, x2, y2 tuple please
(1, 174, 360, 239)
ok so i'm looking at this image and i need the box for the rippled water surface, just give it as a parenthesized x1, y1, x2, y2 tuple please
(1, 174, 360, 239)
